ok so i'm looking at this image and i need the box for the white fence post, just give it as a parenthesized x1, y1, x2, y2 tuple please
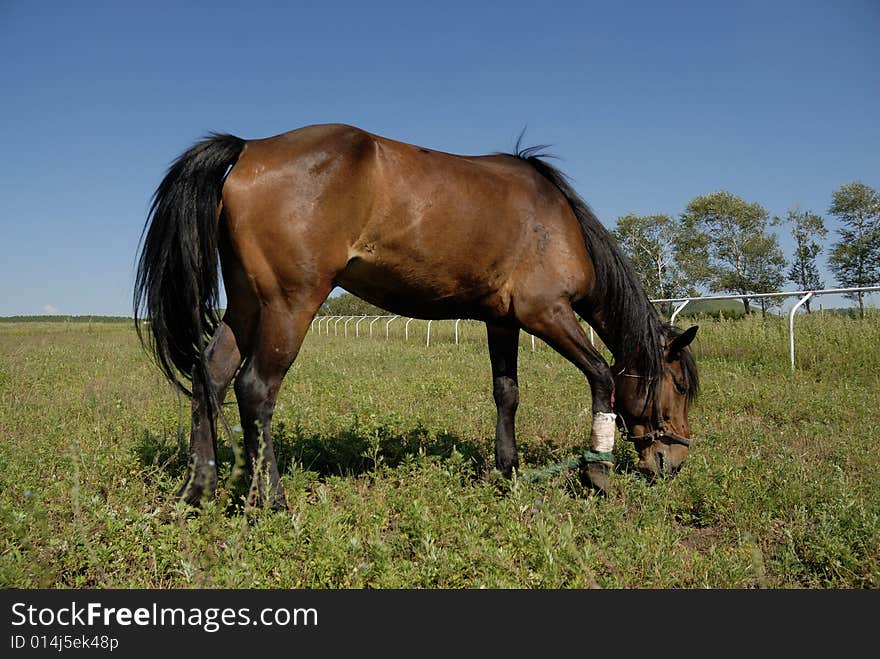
(334, 316, 344, 336)
(356, 315, 366, 337)
(788, 292, 813, 371)
(369, 316, 381, 338)
(386, 316, 399, 339)
(670, 299, 691, 324)
(405, 318, 414, 341)
(455, 319, 461, 345)
(426, 320, 433, 347)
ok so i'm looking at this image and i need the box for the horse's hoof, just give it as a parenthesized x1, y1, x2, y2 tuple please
(580, 461, 613, 496)
(246, 487, 289, 512)
(178, 479, 215, 508)
(179, 490, 205, 508)
(266, 491, 289, 512)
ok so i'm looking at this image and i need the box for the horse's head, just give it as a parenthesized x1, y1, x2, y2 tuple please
(613, 325, 699, 479)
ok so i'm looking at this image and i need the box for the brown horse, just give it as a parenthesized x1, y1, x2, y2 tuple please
(135, 123, 699, 509)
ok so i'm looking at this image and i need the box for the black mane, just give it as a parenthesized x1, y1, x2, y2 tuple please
(509, 143, 667, 394)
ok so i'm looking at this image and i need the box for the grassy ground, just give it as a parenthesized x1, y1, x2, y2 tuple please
(1, 312, 877, 588)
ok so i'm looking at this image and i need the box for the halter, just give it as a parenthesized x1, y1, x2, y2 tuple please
(612, 369, 692, 449)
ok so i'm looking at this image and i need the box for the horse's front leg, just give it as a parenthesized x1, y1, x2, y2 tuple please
(486, 322, 521, 477)
(518, 300, 616, 494)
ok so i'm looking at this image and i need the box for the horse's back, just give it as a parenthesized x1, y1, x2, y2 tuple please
(221, 124, 593, 321)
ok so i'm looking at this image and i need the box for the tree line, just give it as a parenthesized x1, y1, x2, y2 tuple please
(318, 294, 389, 317)
(0, 315, 132, 323)
(613, 181, 880, 317)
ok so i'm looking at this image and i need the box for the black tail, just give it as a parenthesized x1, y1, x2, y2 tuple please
(134, 133, 246, 394)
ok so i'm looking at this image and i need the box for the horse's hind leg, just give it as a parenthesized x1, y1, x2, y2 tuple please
(486, 322, 521, 477)
(181, 321, 245, 506)
(234, 295, 324, 510)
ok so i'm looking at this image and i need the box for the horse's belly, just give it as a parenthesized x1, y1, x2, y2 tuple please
(334, 255, 510, 320)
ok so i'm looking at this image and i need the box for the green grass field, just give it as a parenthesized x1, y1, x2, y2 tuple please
(1, 312, 878, 588)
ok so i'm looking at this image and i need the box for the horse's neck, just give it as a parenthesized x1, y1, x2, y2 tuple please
(579, 307, 625, 363)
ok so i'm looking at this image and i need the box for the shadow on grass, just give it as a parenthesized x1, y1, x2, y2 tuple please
(132, 429, 187, 478)
(272, 420, 487, 480)
(133, 417, 650, 497)
(133, 419, 488, 483)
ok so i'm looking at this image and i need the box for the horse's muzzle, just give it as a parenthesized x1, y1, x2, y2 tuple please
(638, 443, 686, 479)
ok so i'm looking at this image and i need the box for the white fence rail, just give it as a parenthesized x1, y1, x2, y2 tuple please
(654, 286, 880, 369)
(311, 286, 879, 370)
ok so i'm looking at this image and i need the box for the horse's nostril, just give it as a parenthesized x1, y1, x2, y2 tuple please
(655, 450, 665, 473)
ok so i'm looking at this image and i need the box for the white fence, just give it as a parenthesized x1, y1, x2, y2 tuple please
(311, 286, 880, 370)
(655, 286, 880, 369)
(311, 313, 545, 350)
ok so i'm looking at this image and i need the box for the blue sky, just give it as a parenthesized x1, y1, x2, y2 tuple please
(1, 0, 878, 316)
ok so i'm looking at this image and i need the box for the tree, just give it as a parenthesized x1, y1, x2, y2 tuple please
(679, 191, 786, 314)
(612, 214, 691, 310)
(780, 208, 827, 312)
(672, 226, 713, 294)
(318, 291, 389, 316)
(741, 233, 787, 318)
(828, 182, 880, 318)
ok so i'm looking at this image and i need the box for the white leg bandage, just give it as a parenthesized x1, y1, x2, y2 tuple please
(590, 412, 617, 454)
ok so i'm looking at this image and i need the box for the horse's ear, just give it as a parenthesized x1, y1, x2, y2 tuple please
(667, 325, 698, 361)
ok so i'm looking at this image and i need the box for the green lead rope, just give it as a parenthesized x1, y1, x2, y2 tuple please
(520, 449, 615, 483)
